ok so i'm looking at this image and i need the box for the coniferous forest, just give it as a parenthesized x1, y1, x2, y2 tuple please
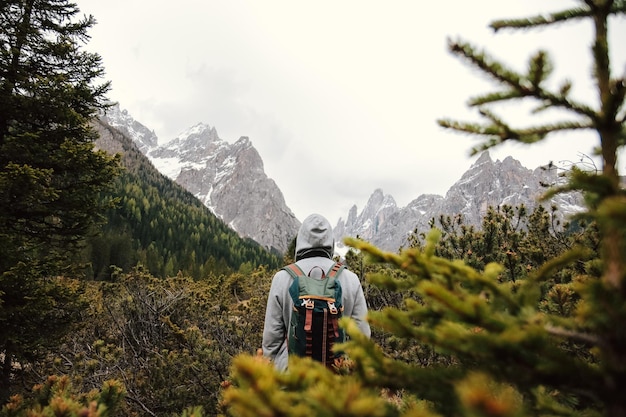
(87, 120, 282, 281)
(1, 1, 625, 417)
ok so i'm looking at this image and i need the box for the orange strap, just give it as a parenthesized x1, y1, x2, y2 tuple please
(304, 308, 313, 332)
(327, 262, 343, 277)
(285, 262, 343, 278)
(284, 263, 305, 276)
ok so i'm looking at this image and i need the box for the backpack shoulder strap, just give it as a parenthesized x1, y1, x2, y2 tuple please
(326, 262, 345, 278)
(283, 263, 306, 278)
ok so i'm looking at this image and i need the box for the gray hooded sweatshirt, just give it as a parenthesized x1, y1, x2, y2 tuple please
(262, 213, 371, 371)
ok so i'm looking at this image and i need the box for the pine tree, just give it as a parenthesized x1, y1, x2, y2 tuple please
(221, 2, 625, 417)
(0, 0, 120, 400)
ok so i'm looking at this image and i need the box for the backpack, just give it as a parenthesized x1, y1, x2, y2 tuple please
(284, 262, 346, 367)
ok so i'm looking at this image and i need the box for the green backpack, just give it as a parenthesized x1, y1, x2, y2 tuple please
(285, 262, 345, 367)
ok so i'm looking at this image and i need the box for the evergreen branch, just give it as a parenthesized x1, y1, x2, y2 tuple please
(475, 108, 517, 139)
(532, 99, 555, 114)
(448, 39, 525, 92)
(420, 281, 511, 333)
(468, 90, 529, 106)
(439, 111, 592, 153)
(515, 121, 593, 141)
(490, 7, 591, 32)
(448, 39, 597, 120)
(437, 118, 498, 137)
(522, 83, 595, 118)
(529, 50, 552, 89)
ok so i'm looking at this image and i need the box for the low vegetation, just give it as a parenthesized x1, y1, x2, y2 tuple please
(1, 1, 624, 416)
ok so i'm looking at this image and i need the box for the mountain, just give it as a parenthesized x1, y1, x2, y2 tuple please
(101, 105, 300, 254)
(334, 151, 585, 252)
(100, 104, 586, 257)
(92, 117, 282, 279)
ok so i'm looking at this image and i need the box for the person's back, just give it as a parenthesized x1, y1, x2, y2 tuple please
(262, 213, 371, 371)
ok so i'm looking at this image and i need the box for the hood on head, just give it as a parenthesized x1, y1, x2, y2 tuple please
(295, 213, 334, 261)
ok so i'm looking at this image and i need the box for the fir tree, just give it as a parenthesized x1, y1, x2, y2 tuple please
(0, 0, 120, 400)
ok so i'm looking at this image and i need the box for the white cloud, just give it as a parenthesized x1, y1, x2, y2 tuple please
(77, 0, 626, 224)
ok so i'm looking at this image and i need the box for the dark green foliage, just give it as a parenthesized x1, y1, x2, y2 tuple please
(2, 0, 625, 415)
(0, 1, 281, 408)
(0, 0, 120, 402)
(0, 266, 86, 362)
(283, 235, 297, 265)
(85, 121, 282, 280)
(417, 204, 598, 284)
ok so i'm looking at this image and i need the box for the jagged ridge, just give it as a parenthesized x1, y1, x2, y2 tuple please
(100, 105, 301, 254)
(101, 104, 586, 257)
(334, 151, 584, 252)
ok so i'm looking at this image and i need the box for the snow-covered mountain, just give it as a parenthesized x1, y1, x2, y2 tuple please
(101, 105, 300, 254)
(334, 151, 585, 252)
(100, 104, 586, 257)
(102, 105, 159, 154)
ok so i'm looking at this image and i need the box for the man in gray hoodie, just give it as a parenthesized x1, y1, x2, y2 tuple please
(262, 213, 371, 371)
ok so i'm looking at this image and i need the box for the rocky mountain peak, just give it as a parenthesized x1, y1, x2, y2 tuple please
(442, 151, 540, 224)
(475, 150, 493, 164)
(335, 151, 584, 253)
(99, 104, 586, 258)
(100, 104, 158, 154)
(153, 123, 225, 163)
(234, 136, 252, 147)
(99, 106, 300, 254)
(175, 122, 220, 145)
(334, 188, 398, 244)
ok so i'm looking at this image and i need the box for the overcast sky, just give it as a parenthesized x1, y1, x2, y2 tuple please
(75, 0, 625, 224)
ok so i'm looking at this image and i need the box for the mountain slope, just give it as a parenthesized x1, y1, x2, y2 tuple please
(100, 105, 587, 257)
(92, 118, 282, 279)
(101, 105, 300, 254)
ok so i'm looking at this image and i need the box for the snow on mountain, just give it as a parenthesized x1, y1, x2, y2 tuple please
(101, 105, 158, 154)
(100, 105, 300, 254)
(334, 151, 585, 253)
(100, 104, 586, 258)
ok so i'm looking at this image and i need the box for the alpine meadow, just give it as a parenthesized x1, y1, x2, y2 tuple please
(1, 2, 625, 417)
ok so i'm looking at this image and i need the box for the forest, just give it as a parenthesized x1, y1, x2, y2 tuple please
(86, 120, 283, 281)
(1, 1, 625, 417)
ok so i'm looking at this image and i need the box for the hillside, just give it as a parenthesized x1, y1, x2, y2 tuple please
(89, 119, 282, 280)
(101, 105, 300, 253)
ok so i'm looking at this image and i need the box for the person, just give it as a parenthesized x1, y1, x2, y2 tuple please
(262, 213, 371, 371)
